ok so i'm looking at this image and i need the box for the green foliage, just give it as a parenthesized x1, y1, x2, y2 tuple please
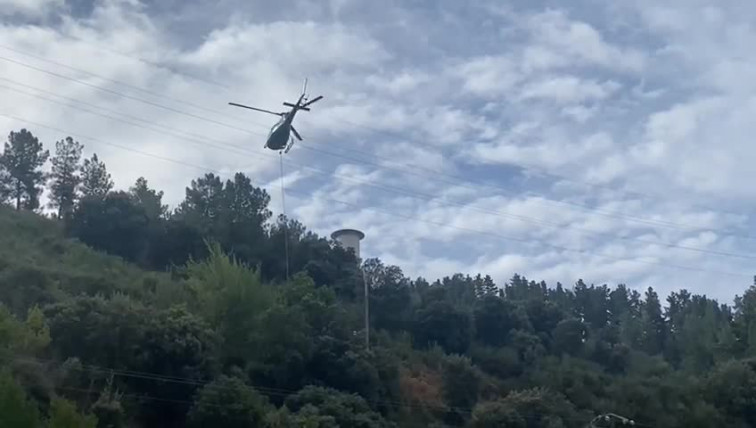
(4, 151, 756, 427)
(474, 295, 522, 347)
(48, 137, 83, 220)
(132, 305, 219, 426)
(185, 242, 274, 363)
(441, 355, 481, 425)
(47, 397, 98, 428)
(551, 318, 586, 356)
(0, 128, 49, 210)
(79, 153, 113, 199)
(413, 300, 472, 354)
(0, 304, 50, 358)
(129, 177, 167, 221)
(283, 385, 395, 428)
(69, 191, 151, 264)
(704, 359, 756, 427)
(0, 369, 43, 428)
(472, 388, 581, 428)
(187, 375, 270, 428)
(91, 382, 125, 428)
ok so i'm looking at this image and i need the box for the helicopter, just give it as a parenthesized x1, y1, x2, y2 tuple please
(228, 79, 323, 154)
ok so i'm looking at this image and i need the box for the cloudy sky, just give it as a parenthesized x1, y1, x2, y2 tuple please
(1, 0, 755, 301)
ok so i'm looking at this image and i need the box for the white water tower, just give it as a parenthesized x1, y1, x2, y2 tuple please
(331, 228, 365, 258)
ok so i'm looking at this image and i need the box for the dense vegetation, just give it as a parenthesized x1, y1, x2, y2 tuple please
(2, 128, 756, 427)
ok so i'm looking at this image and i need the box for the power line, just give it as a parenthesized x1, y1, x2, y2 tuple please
(2, 81, 754, 263)
(7, 353, 627, 426)
(0, 112, 749, 279)
(280, 152, 290, 282)
(57, 32, 234, 91)
(25, 35, 740, 233)
(7, 355, 470, 418)
(0, 55, 256, 134)
(0, 49, 750, 242)
(0, 44, 257, 127)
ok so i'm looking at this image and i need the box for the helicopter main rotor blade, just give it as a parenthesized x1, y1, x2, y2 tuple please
(302, 95, 323, 107)
(228, 102, 283, 116)
(290, 126, 303, 141)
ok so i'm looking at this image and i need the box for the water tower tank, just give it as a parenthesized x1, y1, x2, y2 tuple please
(331, 228, 365, 258)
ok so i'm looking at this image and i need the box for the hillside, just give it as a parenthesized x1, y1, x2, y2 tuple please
(2, 160, 756, 426)
(0, 205, 176, 316)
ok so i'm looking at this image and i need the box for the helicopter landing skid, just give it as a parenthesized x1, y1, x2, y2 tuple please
(284, 137, 295, 154)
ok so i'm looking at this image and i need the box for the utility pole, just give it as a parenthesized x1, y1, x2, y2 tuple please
(362, 266, 370, 350)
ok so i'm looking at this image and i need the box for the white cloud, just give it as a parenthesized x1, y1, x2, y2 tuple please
(518, 76, 621, 104)
(525, 9, 647, 72)
(0, 0, 62, 17)
(1, 0, 755, 303)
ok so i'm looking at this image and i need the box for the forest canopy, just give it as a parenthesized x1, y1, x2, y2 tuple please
(2, 127, 756, 427)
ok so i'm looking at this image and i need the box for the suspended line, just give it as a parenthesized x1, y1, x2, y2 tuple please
(0, 112, 750, 280)
(2, 83, 755, 262)
(280, 151, 290, 282)
(0, 54, 750, 241)
(3, 38, 739, 233)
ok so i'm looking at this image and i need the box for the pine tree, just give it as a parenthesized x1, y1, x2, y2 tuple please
(129, 177, 167, 221)
(49, 137, 83, 220)
(80, 154, 113, 199)
(0, 164, 10, 206)
(641, 286, 667, 355)
(0, 129, 49, 210)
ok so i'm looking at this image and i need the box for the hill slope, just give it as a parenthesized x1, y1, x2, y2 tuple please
(2, 204, 756, 427)
(0, 206, 173, 315)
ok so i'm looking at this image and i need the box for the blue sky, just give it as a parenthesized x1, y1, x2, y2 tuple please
(1, 0, 755, 301)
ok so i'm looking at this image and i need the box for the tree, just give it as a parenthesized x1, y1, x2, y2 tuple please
(0, 370, 43, 428)
(48, 137, 83, 220)
(0, 164, 10, 206)
(413, 300, 473, 354)
(642, 287, 667, 355)
(552, 318, 587, 356)
(129, 177, 167, 221)
(47, 397, 98, 428)
(184, 243, 275, 364)
(283, 386, 395, 428)
(187, 375, 271, 428)
(704, 359, 756, 427)
(442, 355, 481, 425)
(68, 191, 150, 262)
(0, 129, 49, 210)
(175, 173, 271, 264)
(474, 295, 522, 347)
(133, 306, 219, 426)
(79, 153, 113, 199)
(471, 388, 581, 428)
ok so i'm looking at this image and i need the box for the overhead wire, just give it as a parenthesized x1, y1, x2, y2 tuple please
(0, 44, 252, 124)
(55, 32, 234, 91)
(1, 80, 755, 263)
(0, 48, 749, 241)
(280, 152, 290, 282)
(0, 55, 255, 134)
(0, 112, 750, 280)
(7, 354, 649, 427)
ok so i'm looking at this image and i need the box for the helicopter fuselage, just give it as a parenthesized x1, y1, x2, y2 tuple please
(265, 110, 298, 150)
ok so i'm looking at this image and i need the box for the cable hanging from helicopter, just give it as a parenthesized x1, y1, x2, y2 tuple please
(228, 78, 323, 154)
